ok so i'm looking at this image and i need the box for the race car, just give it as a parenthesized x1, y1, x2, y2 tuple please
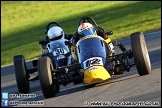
(13, 16, 151, 99)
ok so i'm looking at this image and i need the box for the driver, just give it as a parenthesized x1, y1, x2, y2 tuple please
(40, 26, 73, 54)
(78, 23, 97, 37)
(40, 26, 73, 46)
(48, 26, 74, 41)
(74, 22, 115, 56)
(47, 26, 65, 41)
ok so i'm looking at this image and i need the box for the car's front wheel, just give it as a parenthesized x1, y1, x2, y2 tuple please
(130, 31, 151, 76)
(38, 56, 57, 98)
(13, 55, 30, 93)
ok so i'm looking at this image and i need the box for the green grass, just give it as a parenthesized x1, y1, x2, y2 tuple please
(1, 1, 161, 66)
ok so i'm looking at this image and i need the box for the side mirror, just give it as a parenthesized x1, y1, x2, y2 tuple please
(106, 31, 113, 35)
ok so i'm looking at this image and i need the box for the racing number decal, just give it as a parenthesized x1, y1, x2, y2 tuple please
(53, 48, 67, 56)
(83, 57, 103, 70)
(55, 48, 64, 55)
(85, 58, 101, 67)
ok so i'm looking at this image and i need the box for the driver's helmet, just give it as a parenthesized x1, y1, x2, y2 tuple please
(47, 26, 64, 41)
(78, 23, 96, 37)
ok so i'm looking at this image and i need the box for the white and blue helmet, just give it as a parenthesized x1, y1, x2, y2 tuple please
(78, 23, 96, 37)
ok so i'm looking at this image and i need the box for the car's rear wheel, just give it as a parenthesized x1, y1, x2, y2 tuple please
(13, 55, 30, 93)
(38, 56, 57, 98)
(130, 31, 151, 76)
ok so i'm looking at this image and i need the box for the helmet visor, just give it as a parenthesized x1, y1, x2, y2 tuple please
(79, 27, 96, 37)
(50, 33, 63, 41)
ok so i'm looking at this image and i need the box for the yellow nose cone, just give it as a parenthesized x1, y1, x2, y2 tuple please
(83, 66, 111, 84)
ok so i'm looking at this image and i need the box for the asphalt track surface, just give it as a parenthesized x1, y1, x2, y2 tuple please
(1, 30, 161, 107)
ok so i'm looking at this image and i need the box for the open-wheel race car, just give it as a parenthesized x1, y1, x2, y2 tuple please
(13, 16, 151, 99)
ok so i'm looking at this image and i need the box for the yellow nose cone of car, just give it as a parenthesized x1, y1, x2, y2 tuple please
(83, 66, 111, 84)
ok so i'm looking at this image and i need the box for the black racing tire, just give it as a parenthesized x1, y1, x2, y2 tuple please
(41, 53, 60, 93)
(13, 55, 30, 93)
(41, 52, 56, 68)
(53, 76, 60, 93)
(130, 31, 151, 76)
(38, 56, 57, 98)
(56, 83, 60, 93)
